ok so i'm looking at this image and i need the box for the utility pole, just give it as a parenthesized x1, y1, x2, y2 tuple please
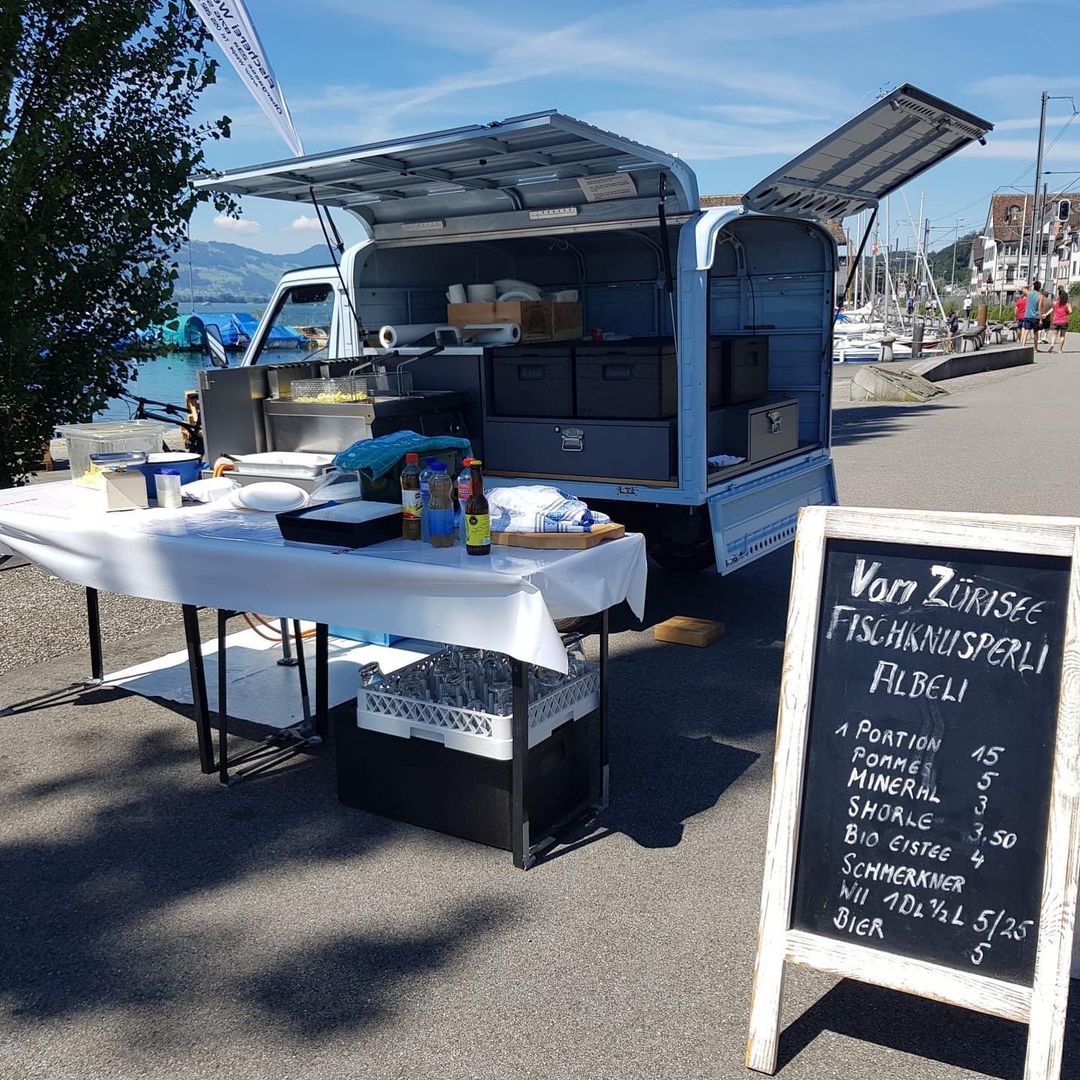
(950, 217, 961, 286)
(1026, 90, 1048, 285)
(1042, 181, 1051, 286)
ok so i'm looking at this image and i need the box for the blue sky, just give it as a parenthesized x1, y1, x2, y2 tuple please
(188, 0, 1080, 256)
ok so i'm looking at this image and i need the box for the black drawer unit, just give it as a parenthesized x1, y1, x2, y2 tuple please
(484, 416, 676, 483)
(707, 336, 770, 406)
(336, 712, 593, 851)
(489, 344, 574, 417)
(575, 338, 677, 418)
(708, 398, 798, 463)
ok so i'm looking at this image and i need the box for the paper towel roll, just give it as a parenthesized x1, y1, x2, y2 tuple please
(462, 322, 521, 345)
(378, 324, 441, 348)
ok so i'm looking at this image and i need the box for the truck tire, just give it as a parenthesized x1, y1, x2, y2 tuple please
(647, 537, 717, 573)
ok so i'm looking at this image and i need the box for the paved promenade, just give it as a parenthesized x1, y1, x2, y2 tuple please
(0, 341, 1077, 1080)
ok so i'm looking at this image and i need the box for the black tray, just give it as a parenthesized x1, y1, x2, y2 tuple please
(276, 498, 402, 548)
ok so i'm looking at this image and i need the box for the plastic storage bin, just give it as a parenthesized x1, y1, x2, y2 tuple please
(357, 657, 599, 760)
(59, 420, 173, 487)
(575, 339, 677, 418)
(489, 345, 574, 417)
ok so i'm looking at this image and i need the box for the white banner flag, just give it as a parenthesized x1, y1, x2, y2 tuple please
(190, 0, 304, 157)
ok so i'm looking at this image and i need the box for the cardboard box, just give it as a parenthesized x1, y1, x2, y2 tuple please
(447, 301, 582, 343)
(653, 616, 726, 648)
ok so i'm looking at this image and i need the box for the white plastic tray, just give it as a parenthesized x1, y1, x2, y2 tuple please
(232, 452, 335, 479)
(357, 662, 599, 760)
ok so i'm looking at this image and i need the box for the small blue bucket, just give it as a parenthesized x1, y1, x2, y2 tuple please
(133, 452, 202, 498)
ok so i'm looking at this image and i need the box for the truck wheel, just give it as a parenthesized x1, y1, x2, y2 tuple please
(647, 538, 716, 574)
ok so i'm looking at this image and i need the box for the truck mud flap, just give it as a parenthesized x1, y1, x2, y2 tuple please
(708, 454, 837, 575)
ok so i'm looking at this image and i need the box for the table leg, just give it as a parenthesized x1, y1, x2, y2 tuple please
(182, 604, 215, 774)
(292, 620, 312, 729)
(314, 623, 329, 739)
(511, 658, 532, 870)
(599, 607, 610, 809)
(217, 609, 230, 785)
(85, 587, 104, 684)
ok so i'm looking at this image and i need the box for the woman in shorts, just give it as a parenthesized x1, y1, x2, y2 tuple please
(1050, 288, 1072, 353)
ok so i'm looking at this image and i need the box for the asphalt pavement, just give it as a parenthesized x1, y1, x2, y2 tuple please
(1, 341, 1078, 1080)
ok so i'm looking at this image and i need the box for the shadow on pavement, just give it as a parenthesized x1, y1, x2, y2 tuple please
(776, 977, 1080, 1078)
(0, 720, 503, 1038)
(833, 402, 958, 447)
(249, 900, 511, 1038)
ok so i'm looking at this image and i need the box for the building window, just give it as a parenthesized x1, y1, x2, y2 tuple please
(1006, 205, 1021, 224)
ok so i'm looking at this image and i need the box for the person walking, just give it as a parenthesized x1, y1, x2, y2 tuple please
(1024, 281, 1042, 347)
(1050, 287, 1072, 353)
(963, 294, 972, 321)
(1015, 286, 1028, 341)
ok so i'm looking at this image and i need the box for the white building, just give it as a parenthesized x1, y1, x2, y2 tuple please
(970, 192, 1080, 304)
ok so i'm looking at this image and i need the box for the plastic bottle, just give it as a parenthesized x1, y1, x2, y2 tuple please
(419, 457, 437, 543)
(427, 463, 456, 548)
(464, 460, 491, 556)
(400, 452, 422, 540)
(456, 457, 476, 543)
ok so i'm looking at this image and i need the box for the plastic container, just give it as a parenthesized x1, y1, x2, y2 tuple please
(400, 453, 421, 540)
(356, 658, 599, 761)
(154, 469, 183, 508)
(60, 420, 172, 487)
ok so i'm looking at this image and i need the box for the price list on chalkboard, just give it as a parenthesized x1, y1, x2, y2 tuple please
(792, 539, 1070, 984)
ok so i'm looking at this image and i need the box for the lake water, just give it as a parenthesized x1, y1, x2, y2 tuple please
(96, 304, 264, 421)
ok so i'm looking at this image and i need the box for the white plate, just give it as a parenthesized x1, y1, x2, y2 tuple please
(230, 482, 309, 513)
(497, 289, 542, 302)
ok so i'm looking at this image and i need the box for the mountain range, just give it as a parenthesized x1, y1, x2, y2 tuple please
(174, 240, 334, 303)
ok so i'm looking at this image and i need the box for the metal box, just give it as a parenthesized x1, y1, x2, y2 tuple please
(484, 416, 676, 483)
(575, 339, 677, 419)
(707, 336, 770, 406)
(708, 398, 798, 463)
(489, 345, 574, 417)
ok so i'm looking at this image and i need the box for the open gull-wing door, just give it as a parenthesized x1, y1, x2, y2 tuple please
(743, 85, 993, 220)
(193, 112, 699, 240)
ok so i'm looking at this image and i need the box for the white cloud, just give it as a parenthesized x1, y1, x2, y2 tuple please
(958, 137, 1080, 161)
(967, 74, 1080, 100)
(586, 109, 819, 161)
(213, 215, 262, 236)
(288, 215, 322, 232)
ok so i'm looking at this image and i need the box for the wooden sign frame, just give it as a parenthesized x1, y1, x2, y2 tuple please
(745, 505, 1080, 1080)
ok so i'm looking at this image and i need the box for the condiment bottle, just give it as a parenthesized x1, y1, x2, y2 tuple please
(456, 457, 476, 544)
(427, 463, 456, 548)
(464, 459, 491, 556)
(419, 457, 437, 543)
(400, 452, 422, 540)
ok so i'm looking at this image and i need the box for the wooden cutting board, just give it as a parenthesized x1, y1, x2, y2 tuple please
(491, 522, 625, 549)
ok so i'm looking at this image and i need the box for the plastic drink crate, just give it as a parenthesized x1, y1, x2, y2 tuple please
(357, 657, 599, 761)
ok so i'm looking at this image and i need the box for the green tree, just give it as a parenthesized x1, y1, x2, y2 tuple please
(0, 1, 231, 487)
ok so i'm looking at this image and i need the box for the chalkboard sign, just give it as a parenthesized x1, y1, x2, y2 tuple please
(793, 539, 1069, 983)
(746, 507, 1080, 1080)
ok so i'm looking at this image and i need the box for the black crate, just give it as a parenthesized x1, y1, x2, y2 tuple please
(707, 336, 770, 406)
(335, 711, 593, 851)
(575, 338, 677, 419)
(489, 345, 574, 417)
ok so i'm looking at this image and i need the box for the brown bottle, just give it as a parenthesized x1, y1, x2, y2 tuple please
(464, 459, 491, 555)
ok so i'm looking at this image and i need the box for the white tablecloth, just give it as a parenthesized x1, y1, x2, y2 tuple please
(0, 484, 647, 672)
